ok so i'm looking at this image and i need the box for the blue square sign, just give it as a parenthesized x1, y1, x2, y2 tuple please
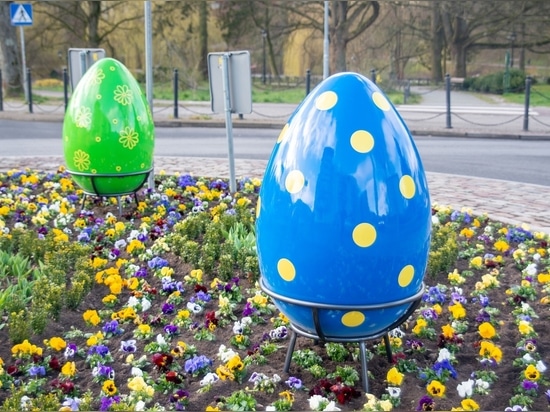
(10, 3, 33, 26)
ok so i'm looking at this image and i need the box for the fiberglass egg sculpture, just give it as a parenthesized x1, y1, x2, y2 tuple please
(256, 72, 431, 339)
(63, 57, 154, 196)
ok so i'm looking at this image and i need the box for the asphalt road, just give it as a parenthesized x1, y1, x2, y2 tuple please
(1, 120, 550, 186)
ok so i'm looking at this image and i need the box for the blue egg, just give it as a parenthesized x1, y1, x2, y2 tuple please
(256, 72, 431, 338)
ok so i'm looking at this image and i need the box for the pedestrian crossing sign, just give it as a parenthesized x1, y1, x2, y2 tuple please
(10, 3, 33, 26)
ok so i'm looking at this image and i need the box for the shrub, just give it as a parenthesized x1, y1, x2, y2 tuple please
(463, 69, 528, 94)
(426, 224, 458, 279)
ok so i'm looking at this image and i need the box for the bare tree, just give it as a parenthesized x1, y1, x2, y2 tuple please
(287, 1, 379, 74)
(0, 1, 23, 97)
(34, 1, 143, 55)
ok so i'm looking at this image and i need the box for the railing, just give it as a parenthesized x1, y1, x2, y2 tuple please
(0, 68, 548, 134)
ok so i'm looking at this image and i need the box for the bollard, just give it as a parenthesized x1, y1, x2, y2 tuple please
(404, 80, 410, 104)
(445, 74, 452, 129)
(63, 68, 69, 112)
(370, 69, 376, 84)
(173, 68, 179, 119)
(306, 69, 311, 96)
(27, 68, 33, 114)
(0, 69, 3, 111)
(523, 76, 531, 131)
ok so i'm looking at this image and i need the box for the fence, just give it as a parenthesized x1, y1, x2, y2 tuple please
(0, 68, 548, 133)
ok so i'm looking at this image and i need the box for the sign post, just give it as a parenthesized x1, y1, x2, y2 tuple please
(67, 48, 106, 91)
(207, 51, 252, 193)
(10, 3, 33, 102)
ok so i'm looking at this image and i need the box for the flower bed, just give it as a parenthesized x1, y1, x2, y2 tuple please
(0, 167, 549, 411)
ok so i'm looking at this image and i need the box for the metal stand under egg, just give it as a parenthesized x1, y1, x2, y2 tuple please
(260, 279, 425, 393)
(68, 168, 153, 216)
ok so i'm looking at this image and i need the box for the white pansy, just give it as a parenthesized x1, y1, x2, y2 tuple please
(457, 379, 474, 398)
(437, 348, 452, 362)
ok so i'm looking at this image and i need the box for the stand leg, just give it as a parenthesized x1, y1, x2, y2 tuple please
(283, 331, 298, 373)
(383, 334, 393, 363)
(80, 194, 87, 214)
(359, 341, 369, 393)
(117, 196, 122, 216)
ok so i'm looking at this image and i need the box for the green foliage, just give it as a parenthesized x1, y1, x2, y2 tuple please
(292, 348, 323, 369)
(223, 389, 257, 411)
(325, 342, 349, 362)
(426, 224, 459, 279)
(8, 310, 31, 344)
(0, 386, 60, 411)
(173, 212, 210, 240)
(463, 69, 527, 94)
(217, 253, 235, 281)
(328, 365, 360, 386)
(178, 240, 201, 265)
(243, 255, 260, 283)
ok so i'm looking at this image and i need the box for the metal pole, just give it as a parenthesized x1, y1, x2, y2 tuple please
(79, 51, 88, 78)
(144, 1, 153, 111)
(27, 68, 32, 113)
(262, 30, 267, 84)
(323, 1, 329, 79)
(445, 73, 452, 129)
(173, 68, 179, 119)
(144, 1, 155, 192)
(370, 69, 376, 84)
(404, 80, 410, 104)
(306, 69, 311, 95)
(0, 69, 3, 111)
(523, 76, 531, 131)
(221, 54, 237, 193)
(63, 68, 69, 112)
(19, 26, 28, 102)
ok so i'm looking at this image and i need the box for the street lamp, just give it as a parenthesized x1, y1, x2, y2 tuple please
(261, 29, 267, 84)
(507, 31, 517, 68)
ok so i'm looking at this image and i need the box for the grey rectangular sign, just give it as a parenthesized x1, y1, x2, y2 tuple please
(68, 48, 106, 91)
(208, 51, 252, 114)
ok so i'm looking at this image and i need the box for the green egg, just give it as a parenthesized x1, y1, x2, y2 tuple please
(62, 57, 155, 196)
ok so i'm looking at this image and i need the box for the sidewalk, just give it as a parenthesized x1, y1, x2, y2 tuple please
(1, 89, 550, 234)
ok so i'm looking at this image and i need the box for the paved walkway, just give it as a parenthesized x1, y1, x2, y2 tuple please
(1, 88, 550, 234)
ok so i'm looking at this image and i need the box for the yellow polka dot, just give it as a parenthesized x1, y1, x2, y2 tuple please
(285, 170, 305, 194)
(372, 92, 390, 111)
(137, 116, 142, 121)
(116, 166, 122, 172)
(140, 163, 145, 168)
(277, 258, 296, 281)
(96, 94, 101, 100)
(256, 196, 261, 218)
(398, 265, 415, 287)
(91, 169, 97, 174)
(110, 66, 116, 71)
(399, 175, 416, 199)
(341, 311, 365, 327)
(112, 119, 118, 124)
(315, 91, 338, 111)
(277, 124, 289, 143)
(352, 223, 376, 247)
(350, 130, 375, 153)
(95, 136, 101, 142)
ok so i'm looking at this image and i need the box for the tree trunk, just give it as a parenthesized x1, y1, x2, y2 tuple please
(330, 2, 348, 73)
(452, 43, 467, 78)
(198, 1, 208, 80)
(87, 1, 101, 47)
(431, 4, 444, 82)
(0, 1, 23, 97)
